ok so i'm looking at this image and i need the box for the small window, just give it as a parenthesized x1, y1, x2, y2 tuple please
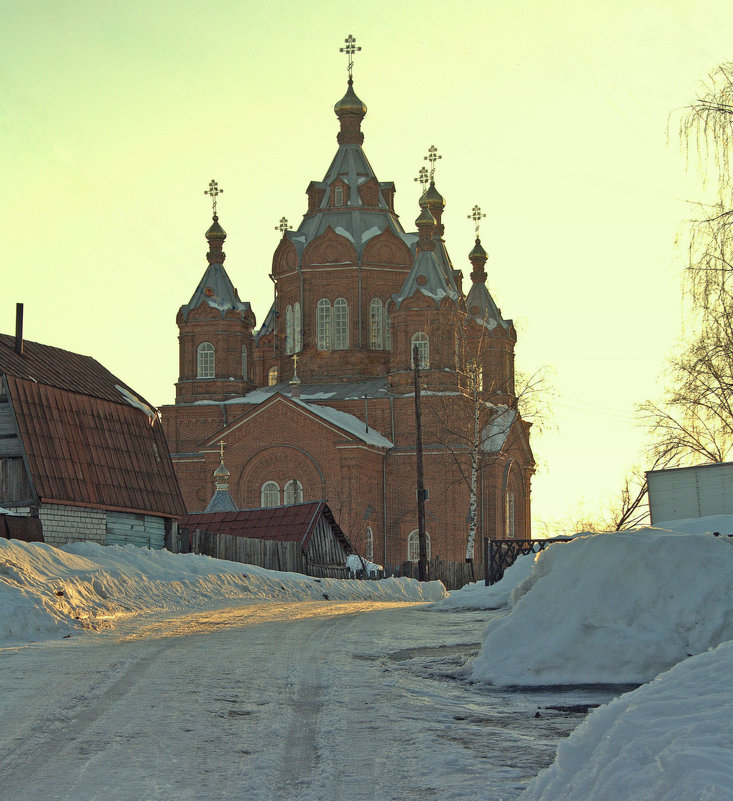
(294, 302, 302, 352)
(284, 479, 303, 505)
(241, 345, 248, 380)
(334, 186, 343, 206)
(407, 530, 431, 562)
(261, 481, 280, 508)
(365, 526, 374, 561)
(197, 342, 215, 378)
(268, 366, 278, 386)
(285, 305, 294, 355)
(384, 304, 392, 350)
(334, 298, 348, 350)
(369, 298, 383, 349)
(410, 332, 429, 369)
(317, 299, 332, 350)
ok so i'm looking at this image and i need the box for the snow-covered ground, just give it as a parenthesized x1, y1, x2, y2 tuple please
(1, 515, 732, 799)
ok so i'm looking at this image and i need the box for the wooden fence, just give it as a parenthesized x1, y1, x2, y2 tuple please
(388, 558, 485, 591)
(173, 528, 349, 579)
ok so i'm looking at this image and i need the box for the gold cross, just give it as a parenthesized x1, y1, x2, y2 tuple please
(424, 146, 442, 180)
(292, 353, 299, 375)
(218, 440, 226, 460)
(468, 205, 486, 237)
(204, 179, 223, 216)
(275, 216, 289, 234)
(414, 166, 429, 191)
(339, 34, 361, 80)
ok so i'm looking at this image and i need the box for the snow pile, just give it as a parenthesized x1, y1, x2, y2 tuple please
(0, 539, 446, 645)
(519, 639, 733, 801)
(471, 526, 733, 686)
(431, 553, 536, 610)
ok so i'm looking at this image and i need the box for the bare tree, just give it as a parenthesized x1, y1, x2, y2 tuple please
(643, 62, 733, 466)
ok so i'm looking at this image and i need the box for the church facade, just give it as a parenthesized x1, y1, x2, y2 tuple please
(160, 73, 534, 567)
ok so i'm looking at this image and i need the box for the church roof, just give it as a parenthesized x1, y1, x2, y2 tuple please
(392, 247, 459, 310)
(204, 487, 238, 513)
(179, 262, 251, 322)
(465, 281, 510, 331)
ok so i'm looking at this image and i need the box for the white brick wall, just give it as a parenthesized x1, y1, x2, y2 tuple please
(39, 504, 107, 547)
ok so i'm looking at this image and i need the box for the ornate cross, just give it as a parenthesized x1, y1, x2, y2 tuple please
(275, 216, 289, 234)
(339, 34, 361, 80)
(218, 440, 226, 460)
(292, 353, 299, 374)
(204, 179, 223, 216)
(414, 166, 429, 192)
(468, 205, 486, 237)
(424, 145, 441, 180)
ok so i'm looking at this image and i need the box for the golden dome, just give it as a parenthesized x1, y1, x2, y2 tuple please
(206, 216, 227, 241)
(334, 79, 367, 117)
(469, 237, 488, 264)
(415, 205, 436, 230)
(425, 181, 445, 210)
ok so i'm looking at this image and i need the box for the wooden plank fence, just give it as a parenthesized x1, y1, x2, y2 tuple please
(173, 528, 349, 579)
(388, 558, 485, 591)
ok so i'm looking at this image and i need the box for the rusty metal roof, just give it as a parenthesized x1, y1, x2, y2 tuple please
(180, 501, 351, 553)
(3, 367, 185, 519)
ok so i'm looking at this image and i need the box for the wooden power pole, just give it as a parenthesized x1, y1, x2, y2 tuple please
(413, 345, 428, 581)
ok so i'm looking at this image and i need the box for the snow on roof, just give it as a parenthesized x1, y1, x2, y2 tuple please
(481, 407, 516, 453)
(289, 397, 393, 449)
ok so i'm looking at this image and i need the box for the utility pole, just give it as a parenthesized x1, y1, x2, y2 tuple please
(413, 345, 428, 582)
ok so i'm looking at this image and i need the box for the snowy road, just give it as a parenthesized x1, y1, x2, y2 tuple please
(0, 601, 618, 801)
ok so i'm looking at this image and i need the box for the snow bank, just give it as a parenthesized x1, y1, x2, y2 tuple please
(431, 553, 536, 610)
(0, 539, 446, 645)
(519, 640, 733, 801)
(471, 527, 733, 686)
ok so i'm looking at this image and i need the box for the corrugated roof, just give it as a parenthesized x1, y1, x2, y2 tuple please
(6, 375, 185, 517)
(180, 500, 351, 553)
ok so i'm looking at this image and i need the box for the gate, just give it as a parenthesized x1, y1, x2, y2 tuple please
(486, 537, 570, 585)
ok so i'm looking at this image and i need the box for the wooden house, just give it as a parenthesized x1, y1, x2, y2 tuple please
(0, 318, 186, 547)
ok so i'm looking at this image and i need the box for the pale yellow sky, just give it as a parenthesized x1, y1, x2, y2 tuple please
(2, 0, 732, 531)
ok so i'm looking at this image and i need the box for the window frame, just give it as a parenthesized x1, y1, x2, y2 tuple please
(410, 332, 429, 370)
(261, 481, 280, 508)
(407, 529, 431, 562)
(197, 342, 215, 379)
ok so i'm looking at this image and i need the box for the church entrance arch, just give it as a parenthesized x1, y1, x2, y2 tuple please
(238, 446, 324, 508)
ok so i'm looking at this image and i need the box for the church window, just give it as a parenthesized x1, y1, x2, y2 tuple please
(365, 526, 374, 560)
(294, 302, 302, 352)
(384, 304, 392, 350)
(268, 366, 278, 386)
(197, 342, 215, 378)
(369, 298, 383, 349)
(334, 186, 343, 206)
(285, 304, 294, 355)
(317, 299, 332, 350)
(506, 491, 516, 538)
(407, 530, 431, 562)
(284, 479, 303, 505)
(241, 345, 248, 379)
(334, 298, 349, 350)
(261, 481, 280, 508)
(411, 332, 429, 369)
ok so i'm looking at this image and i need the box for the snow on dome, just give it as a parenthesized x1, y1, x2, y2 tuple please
(471, 527, 733, 686)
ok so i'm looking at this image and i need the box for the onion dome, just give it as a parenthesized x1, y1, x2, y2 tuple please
(205, 215, 227, 264)
(425, 181, 445, 212)
(213, 460, 230, 482)
(419, 190, 428, 209)
(416, 205, 436, 231)
(334, 78, 367, 117)
(469, 237, 488, 282)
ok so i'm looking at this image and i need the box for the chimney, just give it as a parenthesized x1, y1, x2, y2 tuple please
(15, 303, 23, 355)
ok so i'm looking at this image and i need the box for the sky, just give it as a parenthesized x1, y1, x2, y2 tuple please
(2, 0, 733, 532)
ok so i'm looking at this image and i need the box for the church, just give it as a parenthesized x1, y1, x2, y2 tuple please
(160, 42, 534, 568)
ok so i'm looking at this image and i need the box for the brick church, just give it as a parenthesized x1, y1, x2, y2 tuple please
(161, 57, 534, 567)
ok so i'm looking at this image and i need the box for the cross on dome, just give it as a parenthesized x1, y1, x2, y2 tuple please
(275, 216, 289, 234)
(204, 179, 223, 217)
(424, 145, 442, 180)
(218, 440, 226, 460)
(339, 34, 361, 80)
(414, 166, 429, 191)
(468, 205, 486, 237)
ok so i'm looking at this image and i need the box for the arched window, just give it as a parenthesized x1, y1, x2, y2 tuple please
(294, 302, 302, 352)
(506, 491, 516, 538)
(241, 345, 248, 380)
(407, 530, 431, 562)
(285, 305, 294, 355)
(334, 186, 343, 206)
(369, 298, 383, 349)
(334, 298, 348, 350)
(268, 366, 278, 386)
(261, 481, 280, 508)
(384, 304, 392, 350)
(317, 299, 332, 350)
(284, 479, 303, 505)
(365, 526, 374, 561)
(411, 332, 429, 369)
(197, 342, 215, 378)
